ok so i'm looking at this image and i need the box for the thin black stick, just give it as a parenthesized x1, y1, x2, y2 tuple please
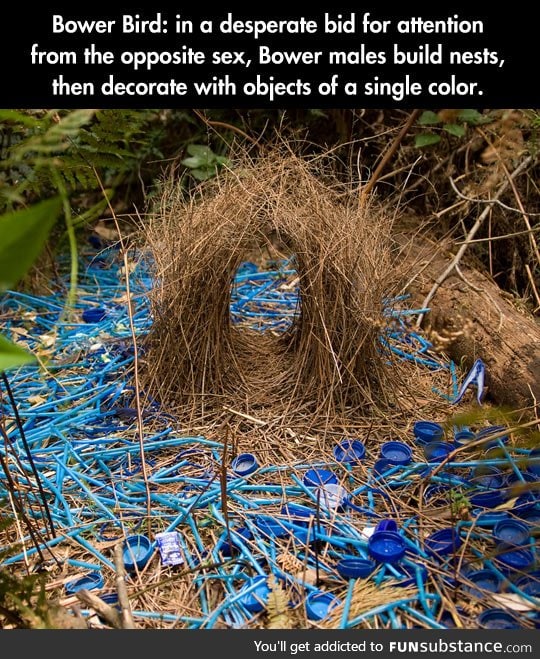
(314, 488, 321, 587)
(1, 373, 56, 539)
(0, 449, 45, 564)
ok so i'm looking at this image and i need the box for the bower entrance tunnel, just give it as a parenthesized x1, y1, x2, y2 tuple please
(229, 242, 300, 336)
(143, 154, 401, 422)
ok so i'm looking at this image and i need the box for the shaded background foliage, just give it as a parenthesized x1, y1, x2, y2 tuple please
(1, 108, 538, 305)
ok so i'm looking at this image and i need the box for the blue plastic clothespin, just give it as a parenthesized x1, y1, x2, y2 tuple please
(453, 358, 485, 405)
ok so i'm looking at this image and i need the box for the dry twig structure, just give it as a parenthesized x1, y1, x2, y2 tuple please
(144, 152, 403, 425)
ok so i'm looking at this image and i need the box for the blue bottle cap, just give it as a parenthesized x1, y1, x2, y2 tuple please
(100, 592, 119, 606)
(477, 608, 522, 629)
(368, 531, 406, 563)
(469, 489, 506, 509)
(333, 439, 366, 463)
(423, 441, 453, 463)
(476, 425, 509, 448)
(493, 519, 530, 546)
(438, 607, 466, 628)
(82, 307, 107, 323)
(280, 502, 315, 526)
(238, 575, 270, 613)
(513, 570, 540, 597)
(471, 466, 505, 489)
(303, 468, 338, 487)
(336, 556, 376, 579)
(514, 491, 540, 516)
(423, 484, 450, 502)
(380, 441, 412, 466)
(471, 509, 510, 526)
(305, 591, 341, 621)
(413, 420, 444, 445)
(518, 508, 540, 526)
(465, 569, 502, 598)
(231, 452, 259, 477)
(454, 429, 476, 446)
(373, 458, 392, 477)
(495, 547, 534, 573)
(65, 571, 104, 595)
(425, 528, 462, 558)
(393, 563, 428, 588)
(506, 471, 539, 486)
(375, 519, 398, 533)
(122, 534, 154, 572)
(318, 483, 351, 512)
(255, 515, 288, 539)
(218, 526, 253, 556)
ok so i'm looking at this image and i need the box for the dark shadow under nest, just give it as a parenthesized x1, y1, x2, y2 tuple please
(142, 151, 413, 430)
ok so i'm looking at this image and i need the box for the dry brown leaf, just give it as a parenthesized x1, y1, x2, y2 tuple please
(10, 327, 29, 338)
(266, 575, 295, 629)
(40, 333, 57, 348)
(28, 395, 47, 406)
(491, 593, 539, 612)
(94, 224, 120, 242)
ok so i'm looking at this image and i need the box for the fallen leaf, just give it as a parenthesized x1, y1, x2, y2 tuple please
(11, 327, 29, 337)
(40, 333, 56, 348)
(28, 395, 47, 406)
(491, 593, 538, 612)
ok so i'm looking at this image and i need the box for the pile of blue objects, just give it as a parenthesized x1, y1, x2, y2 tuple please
(0, 243, 538, 629)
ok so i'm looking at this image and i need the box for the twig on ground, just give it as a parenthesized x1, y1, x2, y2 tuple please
(455, 264, 484, 293)
(222, 406, 267, 426)
(449, 176, 540, 216)
(75, 589, 122, 629)
(455, 225, 540, 244)
(114, 543, 136, 629)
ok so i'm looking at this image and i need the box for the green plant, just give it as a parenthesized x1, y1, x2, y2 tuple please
(449, 489, 471, 518)
(415, 109, 492, 147)
(0, 197, 61, 372)
(0, 109, 168, 316)
(181, 144, 230, 181)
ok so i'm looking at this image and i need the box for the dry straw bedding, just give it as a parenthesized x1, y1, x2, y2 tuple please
(143, 152, 412, 430)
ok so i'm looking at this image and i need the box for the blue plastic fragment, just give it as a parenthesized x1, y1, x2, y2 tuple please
(453, 358, 485, 405)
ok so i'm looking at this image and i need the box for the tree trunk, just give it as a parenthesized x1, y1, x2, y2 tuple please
(403, 238, 540, 417)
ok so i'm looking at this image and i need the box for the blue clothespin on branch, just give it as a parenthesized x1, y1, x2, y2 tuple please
(453, 358, 485, 405)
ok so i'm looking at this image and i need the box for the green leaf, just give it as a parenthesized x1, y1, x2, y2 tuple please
(181, 155, 206, 169)
(0, 197, 62, 290)
(186, 144, 214, 159)
(11, 110, 96, 159)
(444, 123, 467, 137)
(418, 111, 442, 126)
(457, 109, 490, 125)
(308, 109, 328, 119)
(415, 133, 442, 147)
(0, 334, 35, 373)
(191, 168, 214, 181)
(0, 109, 40, 128)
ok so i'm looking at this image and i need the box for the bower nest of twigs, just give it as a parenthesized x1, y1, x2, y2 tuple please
(143, 151, 408, 426)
